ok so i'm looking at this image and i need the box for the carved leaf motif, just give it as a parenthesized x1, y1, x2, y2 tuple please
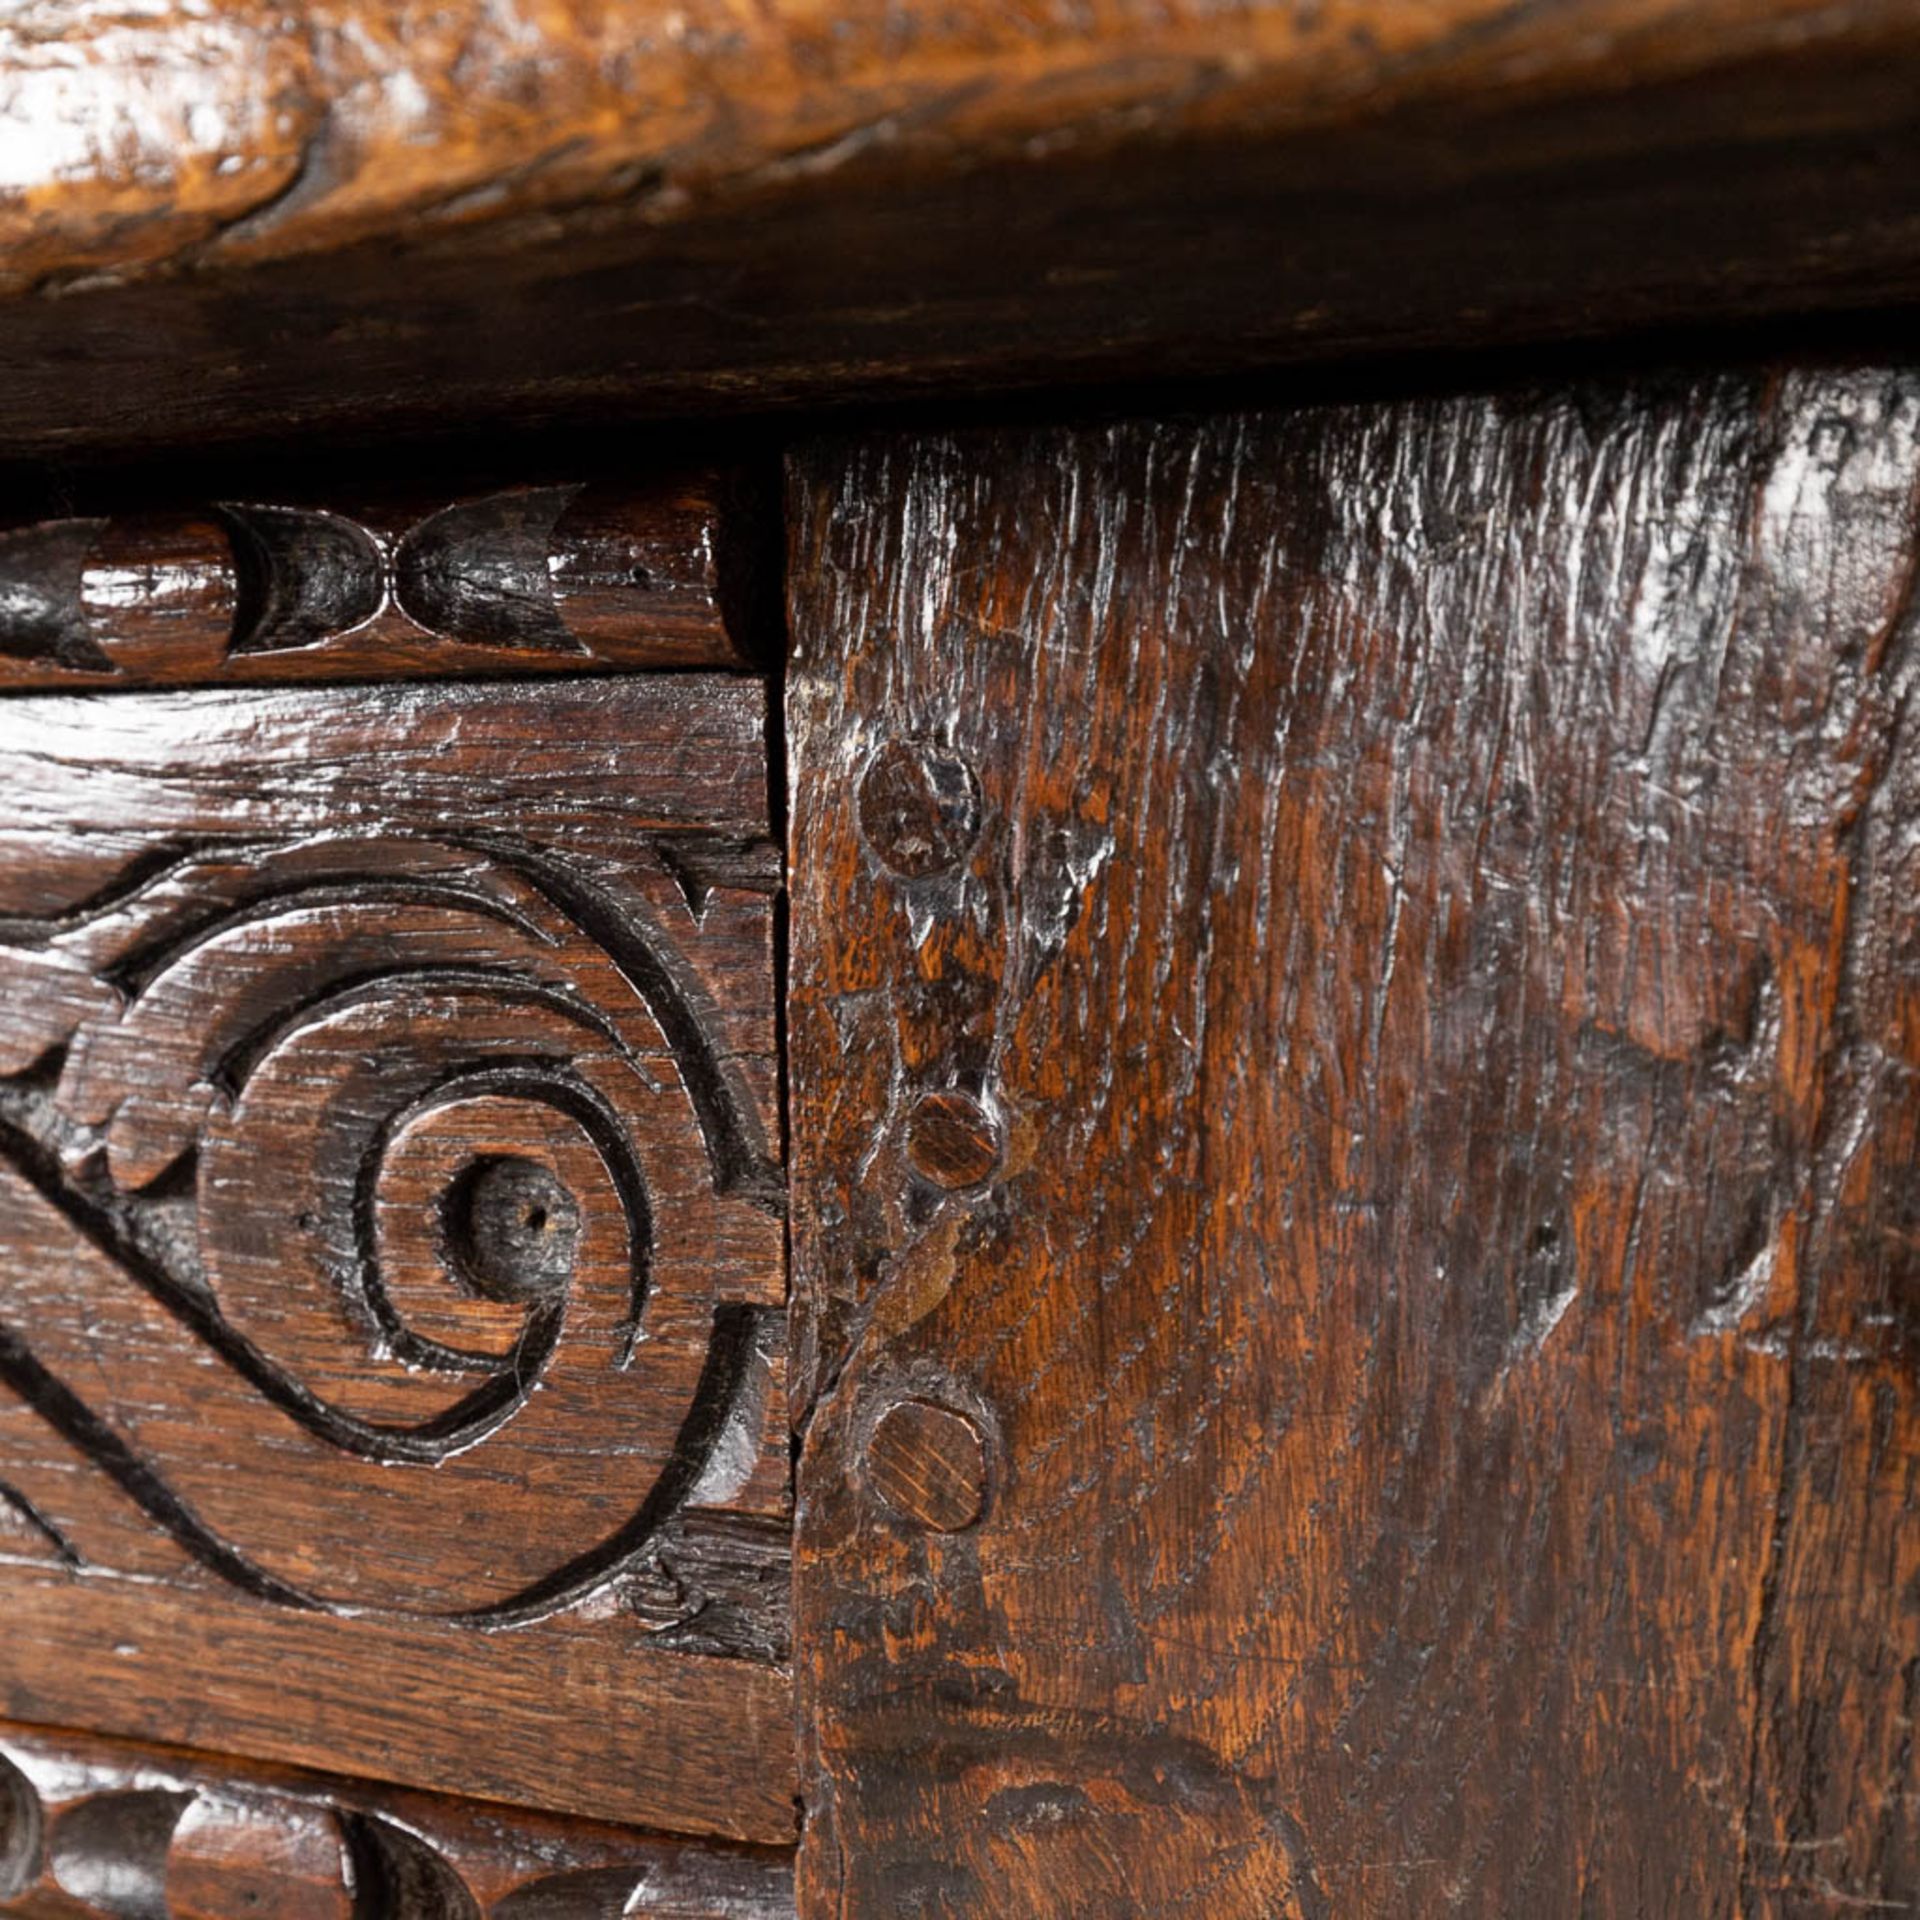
(0, 1755, 40, 1901)
(47, 1790, 194, 1920)
(0, 521, 116, 672)
(218, 505, 387, 654)
(342, 1813, 478, 1920)
(392, 488, 585, 653)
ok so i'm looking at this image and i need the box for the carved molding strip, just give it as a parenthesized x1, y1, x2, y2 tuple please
(0, 473, 759, 686)
(0, 1723, 796, 1918)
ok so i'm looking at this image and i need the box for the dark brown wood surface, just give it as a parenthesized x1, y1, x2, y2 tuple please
(785, 376, 1920, 1914)
(0, 678, 793, 1843)
(0, 1721, 795, 1918)
(5, 3, 1920, 453)
(0, 473, 759, 685)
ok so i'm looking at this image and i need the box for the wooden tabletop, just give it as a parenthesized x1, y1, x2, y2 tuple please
(4, 0, 1920, 452)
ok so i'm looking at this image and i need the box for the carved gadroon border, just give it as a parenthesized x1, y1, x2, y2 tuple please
(0, 1734, 795, 1918)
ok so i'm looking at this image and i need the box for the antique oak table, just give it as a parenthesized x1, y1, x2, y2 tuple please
(0, 4, 1917, 1915)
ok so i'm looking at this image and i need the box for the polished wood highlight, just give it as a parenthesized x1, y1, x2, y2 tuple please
(0, 678, 793, 1843)
(0, 1722, 795, 1917)
(785, 376, 1920, 1913)
(0, 473, 757, 684)
(4, 4, 1920, 451)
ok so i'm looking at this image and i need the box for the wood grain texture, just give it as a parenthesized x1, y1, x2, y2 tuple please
(4, 3, 1920, 452)
(0, 678, 794, 1844)
(0, 472, 759, 685)
(0, 1721, 795, 1917)
(785, 375, 1920, 1915)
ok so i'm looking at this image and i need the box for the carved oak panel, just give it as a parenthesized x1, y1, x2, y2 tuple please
(0, 679, 793, 1843)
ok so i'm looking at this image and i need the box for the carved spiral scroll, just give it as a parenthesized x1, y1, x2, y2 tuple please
(0, 836, 781, 1620)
